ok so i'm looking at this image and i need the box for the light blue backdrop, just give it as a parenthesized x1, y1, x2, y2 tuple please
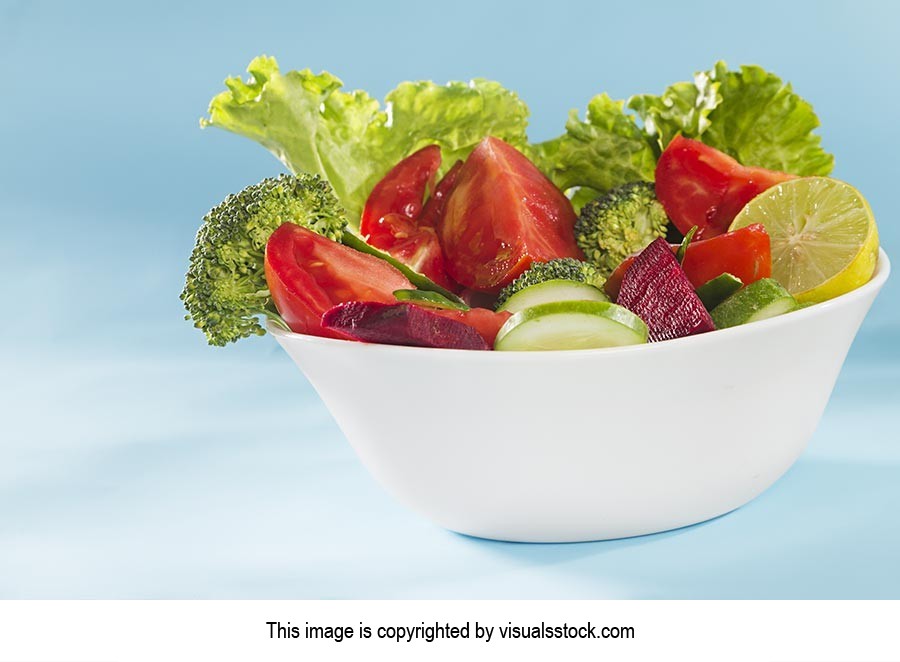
(1, 0, 898, 598)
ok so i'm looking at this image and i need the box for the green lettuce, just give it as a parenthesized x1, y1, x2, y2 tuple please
(203, 57, 833, 224)
(628, 69, 720, 154)
(202, 56, 530, 224)
(531, 93, 657, 198)
(629, 61, 833, 175)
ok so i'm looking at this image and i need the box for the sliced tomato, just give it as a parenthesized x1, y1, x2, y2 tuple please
(604, 224, 772, 300)
(431, 307, 511, 346)
(360, 146, 457, 290)
(366, 213, 456, 290)
(265, 223, 413, 339)
(655, 136, 794, 239)
(360, 144, 441, 244)
(419, 160, 463, 228)
(438, 137, 582, 292)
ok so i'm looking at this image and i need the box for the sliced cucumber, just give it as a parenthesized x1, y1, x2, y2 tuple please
(695, 273, 743, 311)
(710, 278, 799, 329)
(393, 289, 470, 311)
(494, 301, 648, 351)
(497, 279, 608, 313)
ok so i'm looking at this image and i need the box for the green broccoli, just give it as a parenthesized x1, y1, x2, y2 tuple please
(181, 173, 348, 346)
(495, 258, 605, 310)
(574, 181, 669, 278)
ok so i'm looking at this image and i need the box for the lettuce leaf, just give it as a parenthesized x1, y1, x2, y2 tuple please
(203, 57, 833, 224)
(629, 61, 833, 176)
(628, 70, 720, 154)
(531, 93, 657, 197)
(202, 56, 530, 224)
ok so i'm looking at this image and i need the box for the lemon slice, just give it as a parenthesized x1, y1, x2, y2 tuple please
(729, 177, 879, 303)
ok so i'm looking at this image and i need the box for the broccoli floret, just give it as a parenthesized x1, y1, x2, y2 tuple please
(495, 258, 604, 310)
(181, 173, 348, 346)
(575, 181, 669, 278)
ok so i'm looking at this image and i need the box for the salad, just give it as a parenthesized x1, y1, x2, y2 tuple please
(182, 57, 879, 351)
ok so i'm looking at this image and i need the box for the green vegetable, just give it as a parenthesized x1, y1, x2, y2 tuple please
(181, 173, 347, 346)
(695, 273, 743, 310)
(710, 278, 798, 329)
(495, 258, 605, 310)
(531, 94, 657, 199)
(393, 289, 470, 311)
(574, 182, 669, 278)
(675, 226, 698, 264)
(340, 232, 464, 304)
(202, 56, 530, 223)
(497, 280, 608, 314)
(494, 300, 648, 351)
(628, 69, 720, 155)
(629, 61, 833, 175)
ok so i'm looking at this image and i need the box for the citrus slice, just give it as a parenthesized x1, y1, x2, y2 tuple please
(728, 177, 878, 303)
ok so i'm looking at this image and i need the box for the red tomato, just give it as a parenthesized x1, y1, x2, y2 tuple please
(604, 224, 772, 300)
(360, 145, 456, 289)
(431, 307, 511, 346)
(438, 137, 582, 292)
(360, 145, 441, 244)
(419, 160, 463, 228)
(374, 213, 455, 289)
(655, 136, 794, 239)
(265, 223, 413, 339)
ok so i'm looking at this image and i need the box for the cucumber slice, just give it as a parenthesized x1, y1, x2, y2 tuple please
(494, 301, 648, 351)
(695, 273, 743, 310)
(710, 278, 799, 329)
(497, 279, 608, 313)
(393, 289, 470, 311)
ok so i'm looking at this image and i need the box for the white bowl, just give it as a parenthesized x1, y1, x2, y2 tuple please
(270, 249, 890, 542)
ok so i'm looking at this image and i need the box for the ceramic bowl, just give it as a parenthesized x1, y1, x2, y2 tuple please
(270, 249, 890, 542)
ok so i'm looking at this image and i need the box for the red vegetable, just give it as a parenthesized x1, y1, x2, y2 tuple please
(322, 301, 491, 350)
(438, 136, 583, 292)
(616, 238, 715, 342)
(605, 224, 772, 299)
(655, 136, 794, 239)
(264, 224, 412, 339)
(419, 160, 463, 228)
(360, 145, 441, 241)
(359, 145, 454, 288)
(431, 307, 511, 346)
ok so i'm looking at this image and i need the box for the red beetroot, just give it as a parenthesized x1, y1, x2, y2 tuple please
(616, 238, 715, 342)
(322, 302, 491, 350)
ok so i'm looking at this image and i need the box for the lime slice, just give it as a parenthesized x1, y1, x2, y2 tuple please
(729, 177, 879, 303)
(494, 301, 648, 351)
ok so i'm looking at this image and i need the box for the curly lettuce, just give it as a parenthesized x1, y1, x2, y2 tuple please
(531, 93, 657, 199)
(202, 56, 530, 224)
(628, 61, 833, 175)
(202, 58, 833, 224)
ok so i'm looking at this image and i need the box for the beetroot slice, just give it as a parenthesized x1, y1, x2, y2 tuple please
(321, 301, 491, 350)
(616, 238, 715, 342)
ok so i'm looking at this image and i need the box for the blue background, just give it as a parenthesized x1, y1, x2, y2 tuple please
(1, 0, 898, 598)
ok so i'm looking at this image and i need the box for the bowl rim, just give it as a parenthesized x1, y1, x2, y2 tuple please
(267, 248, 891, 359)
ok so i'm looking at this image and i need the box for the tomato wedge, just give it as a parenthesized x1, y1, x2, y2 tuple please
(430, 307, 511, 346)
(604, 224, 772, 300)
(438, 137, 582, 292)
(265, 223, 413, 339)
(419, 160, 462, 228)
(373, 213, 455, 289)
(360, 145, 441, 243)
(655, 136, 794, 239)
(359, 145, 456, 289)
